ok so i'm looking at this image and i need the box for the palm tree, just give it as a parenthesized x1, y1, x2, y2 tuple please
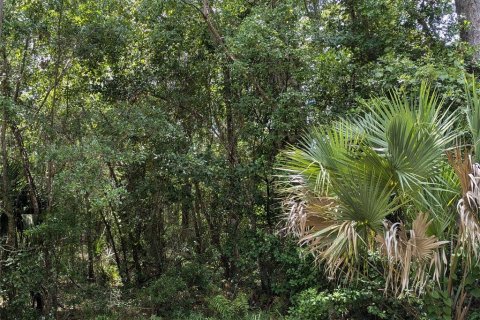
(278, 81, 480, 318)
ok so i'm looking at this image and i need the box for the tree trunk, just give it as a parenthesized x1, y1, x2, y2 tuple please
(11, 124, 40, 216)
(0, 0, 15, 250)
(100, 210, 125, 284)
(106, 162, 131, 283)
(152, 196, 166, 273)
(86, 228, 95, 282)
(112, 209, 130, 283)
(1, 112, 14, 248)
(193, 183, 204, 256)
(130, 230, 144, 284)
(0, 0, 3, 40)
(456, 0, 480, 61)
(85, 196, 95, 282)
(181, 182, 191, 231)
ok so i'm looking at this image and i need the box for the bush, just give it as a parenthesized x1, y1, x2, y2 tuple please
(206, 292, 249, 320)
(140, 273, 192, 317)
(0, 250, 48, 320)
(287, 285, 409, 320)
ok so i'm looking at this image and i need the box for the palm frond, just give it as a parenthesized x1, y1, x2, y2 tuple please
(465, 76, 480, 162)
(279, 176, 362, 280)
(377, 213, 448, 296)
(282, 164, 398, 280)
(385, 115, 444, 190)
(282, 179, 336, 239)
(357, 83, 458, 191)
(453, 154, 480, 266)
(301, 220, 363, 280)
(332, 167, 398, 231)
(416, 165, 459, 238)
(278, 83, 459, 295)
(276, 121, 362, 195)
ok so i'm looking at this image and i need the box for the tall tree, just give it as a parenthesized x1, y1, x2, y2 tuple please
(456, 0, 480, 60)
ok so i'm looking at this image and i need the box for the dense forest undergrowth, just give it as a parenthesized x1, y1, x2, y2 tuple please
(2, 0, 480, 319)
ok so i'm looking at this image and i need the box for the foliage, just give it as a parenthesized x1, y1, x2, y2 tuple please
(288, 288, 382, 320)
(206, 293, 249, 320)
(278, 80, 480, 318)
(0, 0, 476, 319)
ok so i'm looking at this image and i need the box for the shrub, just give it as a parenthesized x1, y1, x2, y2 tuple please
(287, 285, 412, 320)
(206, 292, 249, 320)
(140, 273, 191, 317)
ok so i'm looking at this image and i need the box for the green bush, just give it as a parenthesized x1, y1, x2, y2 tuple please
(0, 251, 48, 320)
(140, 273, 192, 317)
(287, 286, 404, 320)
(206, 293, 249, 320)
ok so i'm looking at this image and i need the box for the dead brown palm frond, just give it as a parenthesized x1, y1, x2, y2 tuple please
(457, 198, 480, 266)
(281, 174, 365, 280)
(302, 220, 363, 280)
(377, 213, 448, 296)
(281, 174, 337, 237)
(466, 162, 480, 210)
(283, 196, 359, 279)
(448, 148, 472, 197)
(449, 149, 480, 265)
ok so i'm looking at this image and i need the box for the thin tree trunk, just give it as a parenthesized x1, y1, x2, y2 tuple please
(0, 0, 3, 40)
(100, 210, 125, 284)
(223, 65, 239, 285)
(198, 2, 241, 285)
(181, 182, 191, 232)
(130, 230, 143, 284)
(86, 227, 95, 282)
(1, 110, 14, 248)
(0, 0, 15, 249)
(193, 183, 204, 256)
(111, 208, 130, 283)
(11, 124, 40, 216)
(153, 195, 166, 273)
(106, 162, 131, 283)
(85, 196, 95, 282)
(1, 0, 40, 219)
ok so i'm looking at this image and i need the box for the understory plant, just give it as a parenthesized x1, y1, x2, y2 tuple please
(278, 80, 480, 319)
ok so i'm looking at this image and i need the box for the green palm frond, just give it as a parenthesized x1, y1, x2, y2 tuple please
(332, 167, 399, 231)
(465, 76, 480, 162)
(414, 165, 460, 238)
(277, 120, 362, 195)
(277, 82, 460, 295)
(360, 83, 457, 143)
(356, 84, 459, 191)
(385, 115, 444, 190)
